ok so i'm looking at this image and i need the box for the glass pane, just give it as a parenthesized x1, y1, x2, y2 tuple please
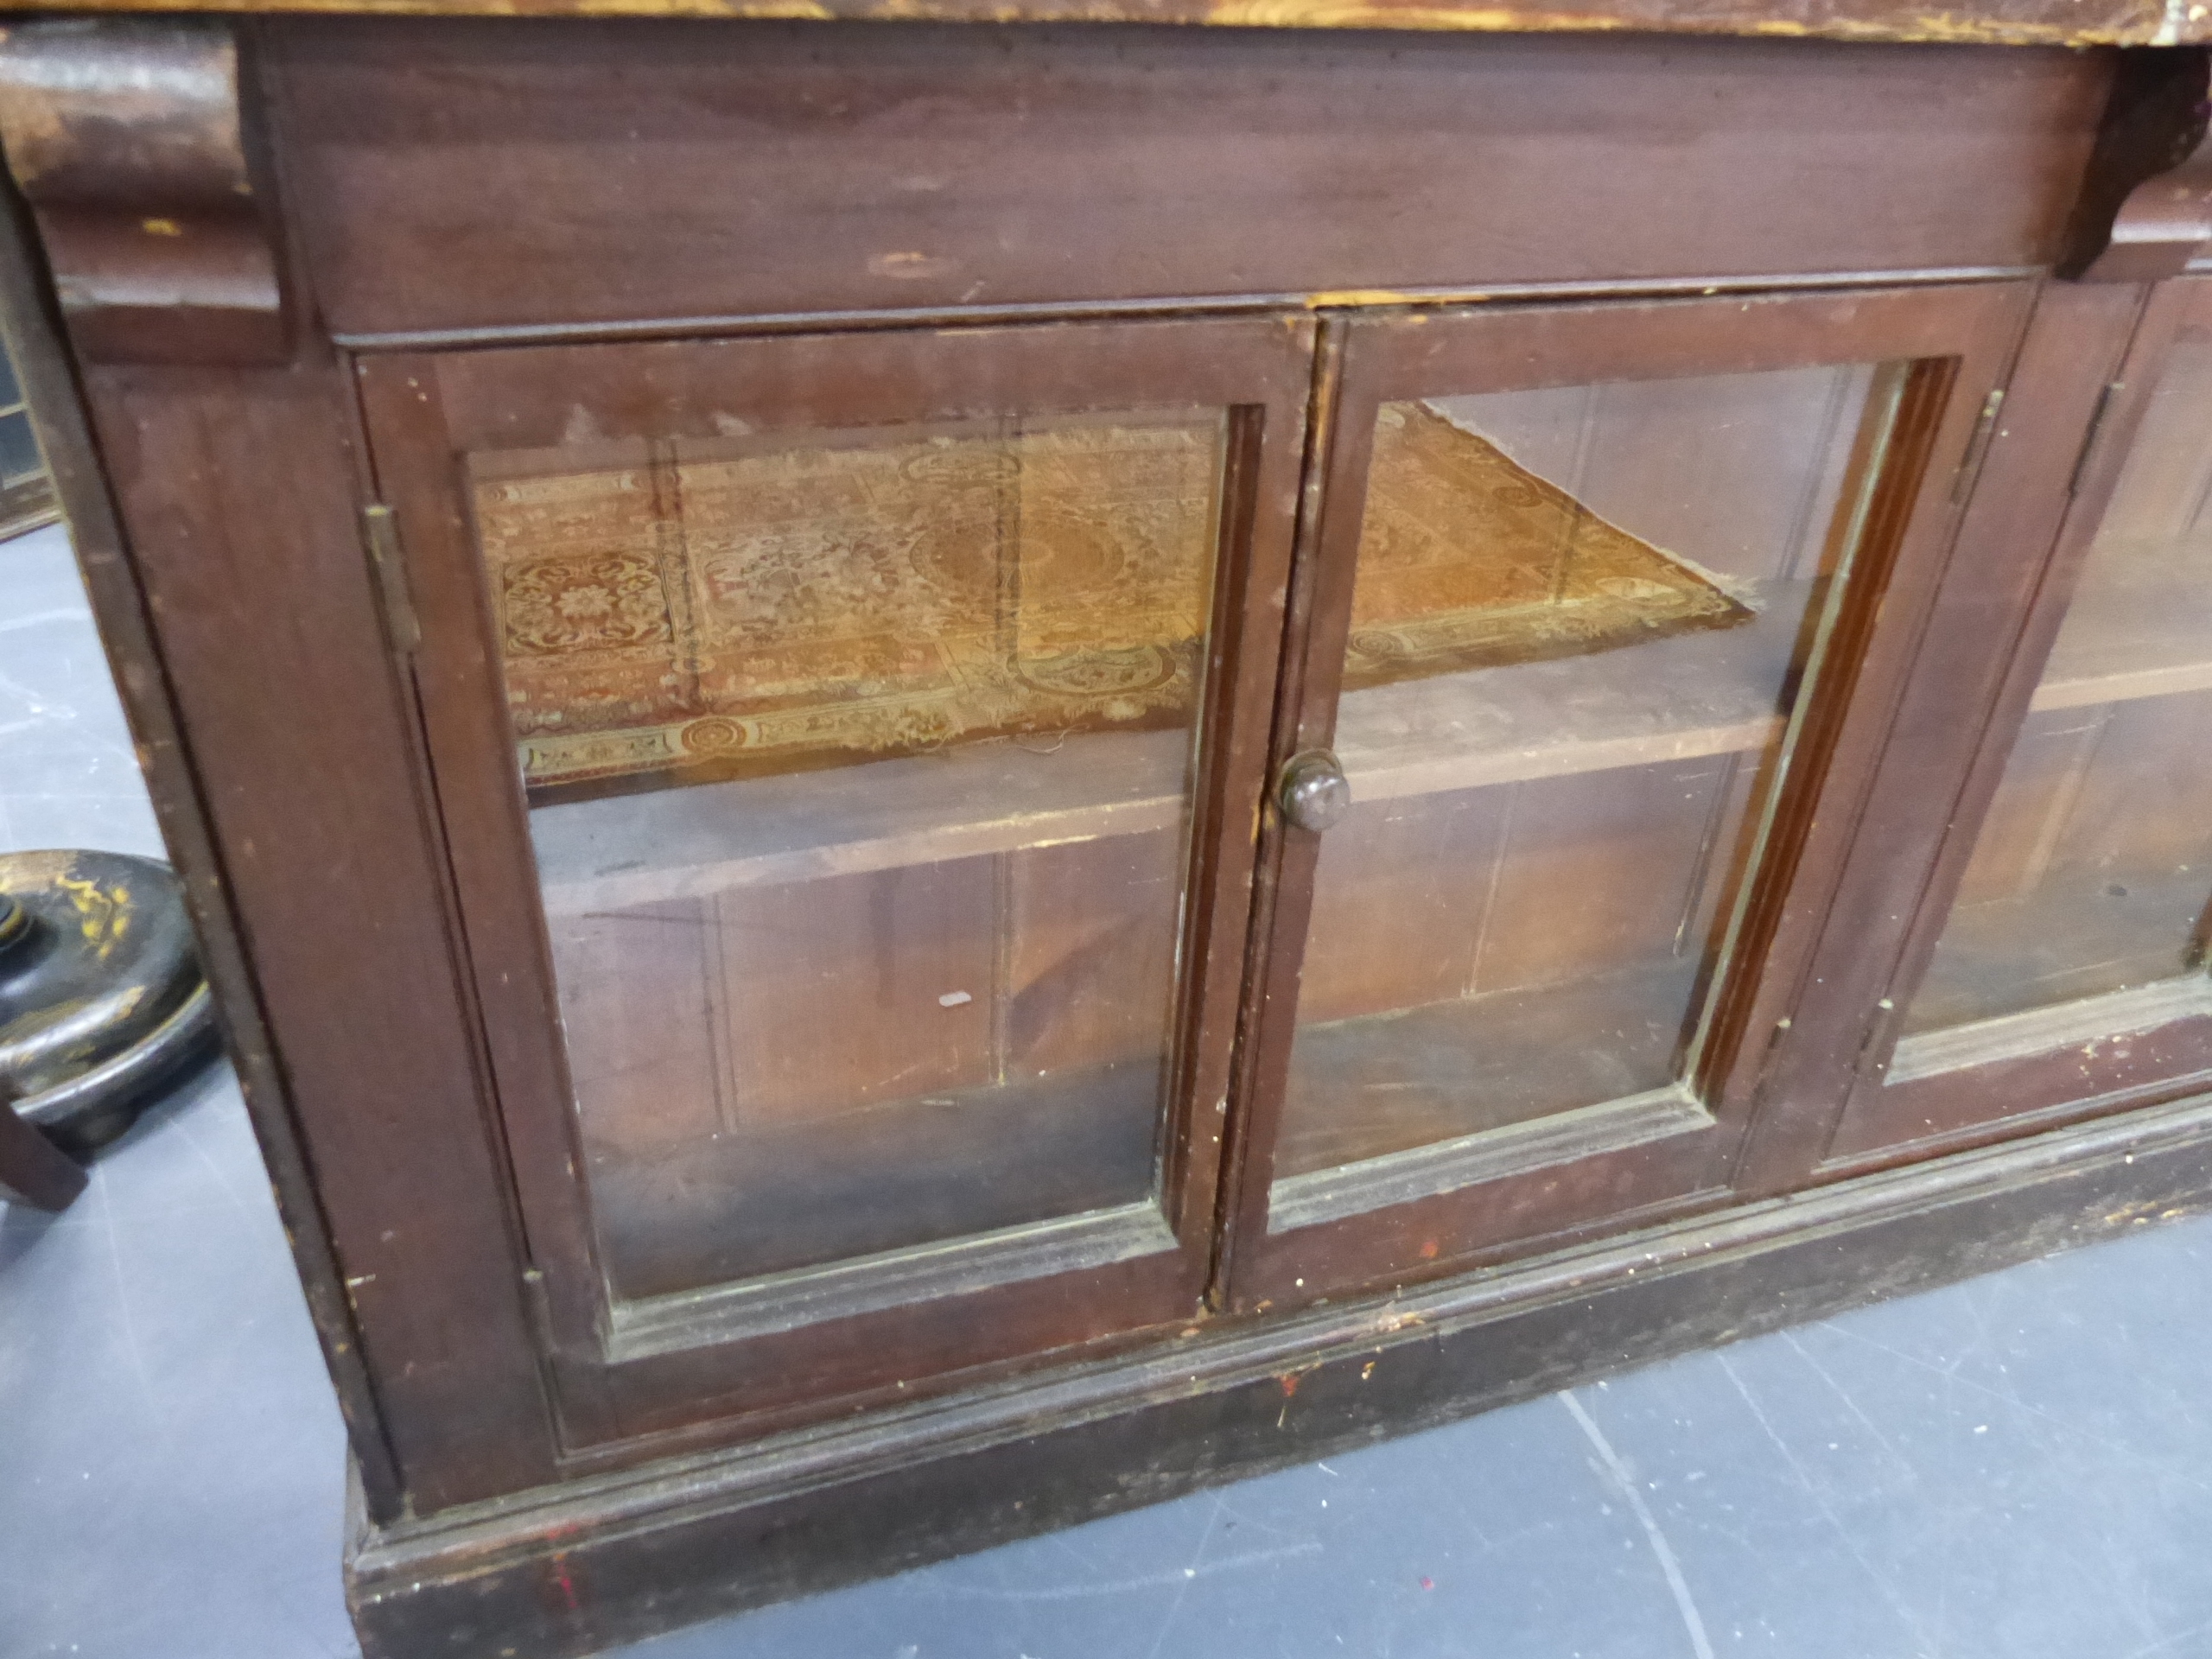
(470, 410, 1226, 1301)
(1904, 336, 2212, 1037)
(1279, 365, 1909, 1179)
(0, 409, 43, 487)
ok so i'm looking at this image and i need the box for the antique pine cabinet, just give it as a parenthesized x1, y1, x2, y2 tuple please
(7, 5, 2212, 1653)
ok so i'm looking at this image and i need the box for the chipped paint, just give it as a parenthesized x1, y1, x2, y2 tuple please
(1274, 1360, 1325, 1426)
(1305, 289, 1424, 309)
(869, 250, 957, 279)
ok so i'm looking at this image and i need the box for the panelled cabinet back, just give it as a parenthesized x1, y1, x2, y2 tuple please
(7, 7, 2212, 1653)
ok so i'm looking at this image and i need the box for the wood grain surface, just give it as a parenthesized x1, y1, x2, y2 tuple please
(1807, 279, 2212, 1167)
(15, 5, 2194, 1602)
(1222, 283, 2028, 1312)
(355, 313, 1313, 1449)
(0, 19, 290, 363)
(10, 0, 2204, 48)
(264, 22, 2107, 340)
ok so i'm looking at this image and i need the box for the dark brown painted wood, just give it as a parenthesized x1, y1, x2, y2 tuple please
(0, 184, 410, 1516)
(0, 19, 290, 365)
(0, 1088, 89, 1210)
(2061, 48, 2212, 281)
(1734, 281, 2156, 1189)
(74, 347, 557, 1512)
(1831, 1020, 2212, 1166)
(1794, 277, 2212, 1168)
(354, 314, 1312, 1452)
(11, 11, 2206, 1642)
(264, 22, 2107, 342)
(1687, 350, 1963, 1133)
(1206, 317, 1345, 1312)
(1220, 282, 2030, 1313)
(349, 1088, 2212, 1659)
(23, 0, 2209, 50)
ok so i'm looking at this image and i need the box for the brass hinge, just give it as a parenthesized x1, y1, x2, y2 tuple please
(1949, 388, 2005, 505)
(360, 502, 420, 657)
(2067, 382, 2124, 500)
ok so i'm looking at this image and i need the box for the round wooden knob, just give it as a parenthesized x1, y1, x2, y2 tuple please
(1278, 750, 1351, 834)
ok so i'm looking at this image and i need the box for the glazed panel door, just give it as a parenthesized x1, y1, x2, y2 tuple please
(1221, 285, 2031, 1309)
(358, 315, 1312, 1449)
(1822, 277, 2212, 1162)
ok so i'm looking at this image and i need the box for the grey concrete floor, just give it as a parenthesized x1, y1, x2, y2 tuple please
(7, 518, 2212, 1659)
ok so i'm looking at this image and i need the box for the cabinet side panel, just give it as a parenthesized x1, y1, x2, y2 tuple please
(266, 22, 2109, 339)
(79, 358, 559, 1512)
(0, 192, 407, 1516)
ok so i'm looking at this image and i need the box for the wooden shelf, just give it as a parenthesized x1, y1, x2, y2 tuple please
(1277, 955, 1704, 1179)
(536, 584, 1808, 913)
(1902, 872, 2212, 1038)
(2031, 537, 2212, 714)
(532, 726, 1191, 915)
(1336, 582, 1802, 801)
(588, 1056, 1162, 1304)
(1890, 973, 2212, 1086)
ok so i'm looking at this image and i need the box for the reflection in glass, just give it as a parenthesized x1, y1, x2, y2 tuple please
(1905, 337, 2212, 1037)
(471, 411, 1227, 1300)
(1279, 365, 1907, 1179)
(0, 338, 54, 537)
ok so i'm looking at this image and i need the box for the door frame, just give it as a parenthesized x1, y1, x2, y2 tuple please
(1216, 283, 2035, 1312)
(1809, 277, 2212, 1171)
(355, 313, 1316, 1456)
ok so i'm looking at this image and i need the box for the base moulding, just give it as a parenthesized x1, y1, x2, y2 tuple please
(348, 1090, 2212, 1658)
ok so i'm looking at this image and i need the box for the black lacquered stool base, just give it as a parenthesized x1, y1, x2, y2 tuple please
(0, 850, 219, 1209)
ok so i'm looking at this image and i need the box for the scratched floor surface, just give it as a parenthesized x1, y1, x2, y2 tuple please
(7, 518, 2212, 1659)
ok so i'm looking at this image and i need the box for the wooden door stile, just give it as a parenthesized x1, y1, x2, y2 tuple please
(1210, 315, 1350, 1308)
(78, 352, 563, 1511)
(1160, 402, 1279, 1249)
